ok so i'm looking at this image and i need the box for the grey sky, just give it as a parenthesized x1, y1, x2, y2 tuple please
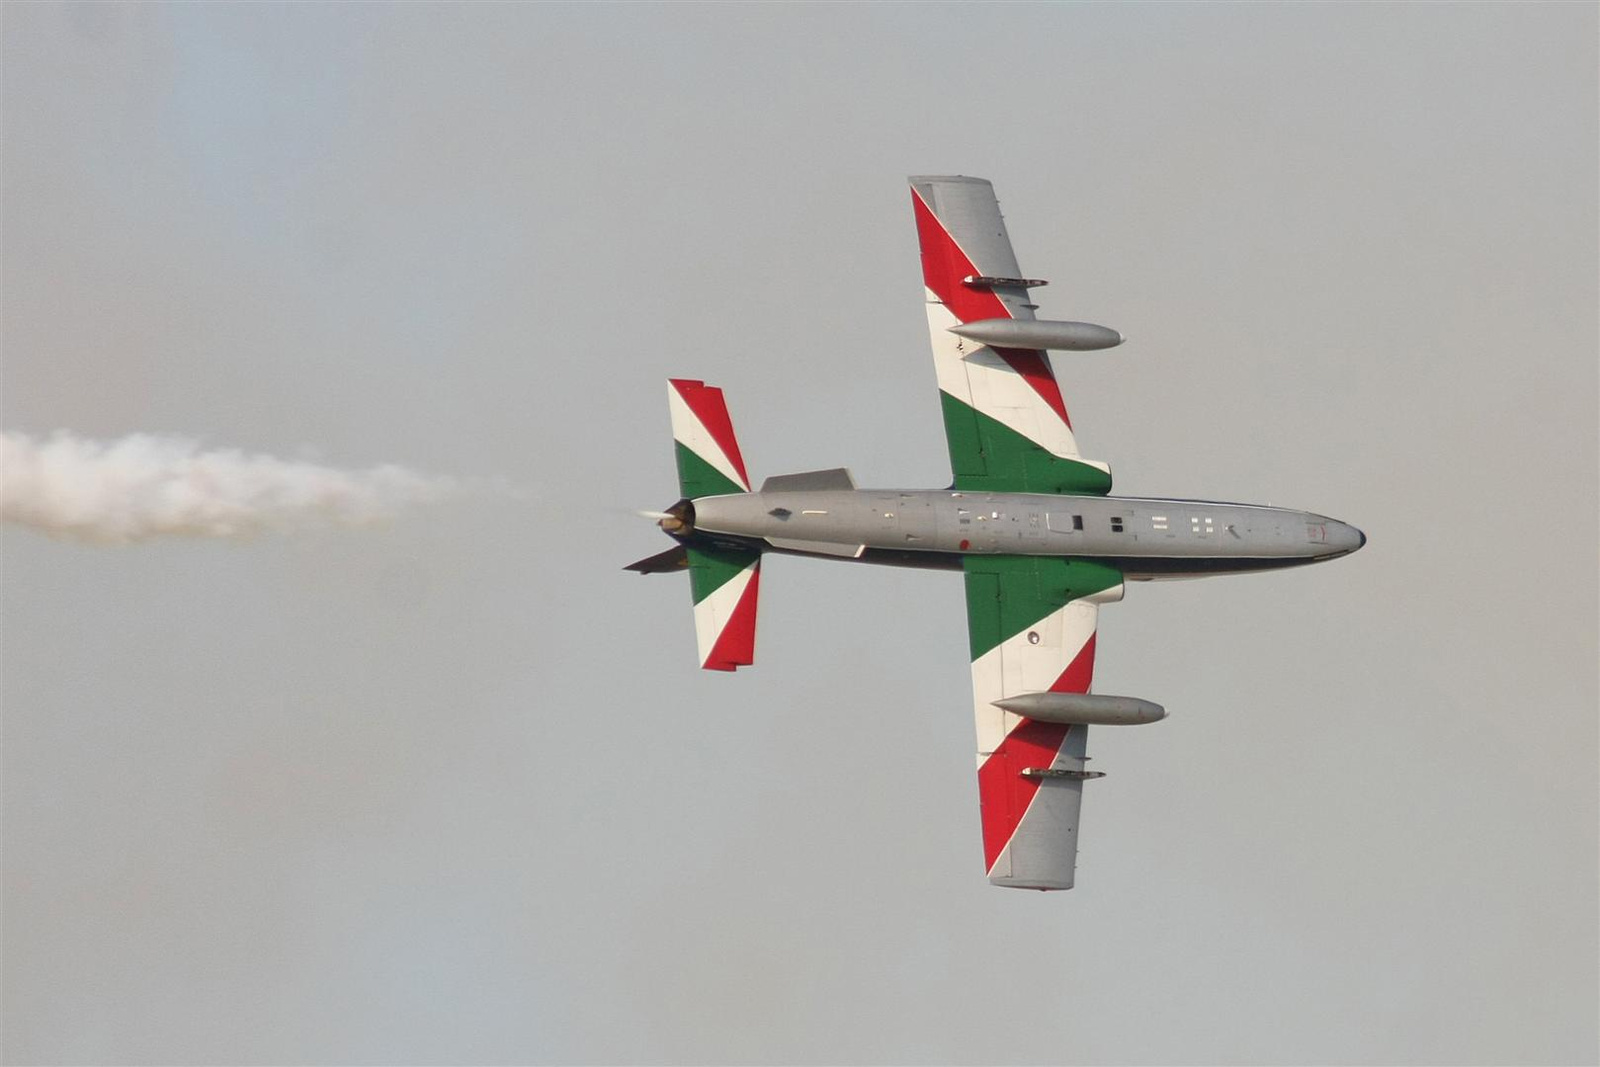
(3, 3, 1596, 1064)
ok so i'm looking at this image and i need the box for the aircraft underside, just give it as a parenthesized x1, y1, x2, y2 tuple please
(628, 177, 1363, 890)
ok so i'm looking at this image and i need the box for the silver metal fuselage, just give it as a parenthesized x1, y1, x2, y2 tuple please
(691, 489, 1364, 578)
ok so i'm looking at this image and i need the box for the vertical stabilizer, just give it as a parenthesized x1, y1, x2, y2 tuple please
(668, 379, 751, 498)
(665, 379, 761, 670)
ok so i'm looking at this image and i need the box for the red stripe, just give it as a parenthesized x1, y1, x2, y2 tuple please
(978, 633, 1098, 871)
(979, 721, 1072, 872)
(703, 563, 759, 671)
(670, 379, 750, 490)
(910, 188, 1009, 325)
(910, 189, 1074, 432)
(1049, 632, 1096, 694)
(994, 348, 1072, 431)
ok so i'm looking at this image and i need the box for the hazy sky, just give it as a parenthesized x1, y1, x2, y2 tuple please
(3, 4, 1596, 1065)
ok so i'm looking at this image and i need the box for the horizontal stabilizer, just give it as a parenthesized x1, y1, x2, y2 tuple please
(624, 545, 689, 575)
(760, 467, 856, 493)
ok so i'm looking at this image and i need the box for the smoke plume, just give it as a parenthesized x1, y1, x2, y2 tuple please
(1, 431, 461, 543)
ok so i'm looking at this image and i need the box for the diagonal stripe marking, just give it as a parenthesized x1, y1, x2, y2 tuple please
(670, 379, 750, 490)
(703, 562, 759, 671)
(911, 189, 1076, 436)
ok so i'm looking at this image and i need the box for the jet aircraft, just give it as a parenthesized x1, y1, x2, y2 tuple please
(627, 176, 1364, 890)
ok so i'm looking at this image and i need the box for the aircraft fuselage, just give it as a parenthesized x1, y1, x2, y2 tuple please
(689, 489, 1364, 579)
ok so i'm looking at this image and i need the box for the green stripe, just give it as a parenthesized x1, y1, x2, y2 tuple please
(675, 440, 745, 499)
(687, 545, 759, 605)
(962, 556, 1123, 660)
(940, 392, 1113, 495)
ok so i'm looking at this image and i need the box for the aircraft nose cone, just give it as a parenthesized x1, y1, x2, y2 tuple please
(1331, 521, 1366, 555)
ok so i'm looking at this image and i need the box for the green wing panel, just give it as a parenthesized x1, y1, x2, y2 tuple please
(961, 555, 1123, 661)
(940, 393, 1113, 496)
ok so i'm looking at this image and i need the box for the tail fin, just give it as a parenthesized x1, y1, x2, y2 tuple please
(688, 545, 760, 670)
(668, 379, 751, 498)
(663, 380, 761, 670)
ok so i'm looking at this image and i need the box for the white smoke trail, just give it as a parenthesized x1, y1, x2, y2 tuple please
(0, 431, 462, 543)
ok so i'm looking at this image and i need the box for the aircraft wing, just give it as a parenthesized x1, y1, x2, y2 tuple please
(962, 556, 1124, 889)
(910, 176, 1112, 495)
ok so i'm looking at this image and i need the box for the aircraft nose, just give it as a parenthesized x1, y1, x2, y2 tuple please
(1331, 521, 1366, 555)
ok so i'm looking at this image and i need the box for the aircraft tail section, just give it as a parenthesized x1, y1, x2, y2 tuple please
(909, 177, 1112, 496)
(668, 379, 751, 498)
(653, 379, 762, 670)
(688, 545, 761, 671)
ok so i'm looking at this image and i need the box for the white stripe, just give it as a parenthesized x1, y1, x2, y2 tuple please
(667, 385, 749, 492)
(925, 296, 1082, 459)
(969, 585, 1122, 763)
(692, 561, 756, 666)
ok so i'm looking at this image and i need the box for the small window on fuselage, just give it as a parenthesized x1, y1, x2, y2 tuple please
(1072, 515, 1083, 531)
(1110, 517, 1124, 533)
